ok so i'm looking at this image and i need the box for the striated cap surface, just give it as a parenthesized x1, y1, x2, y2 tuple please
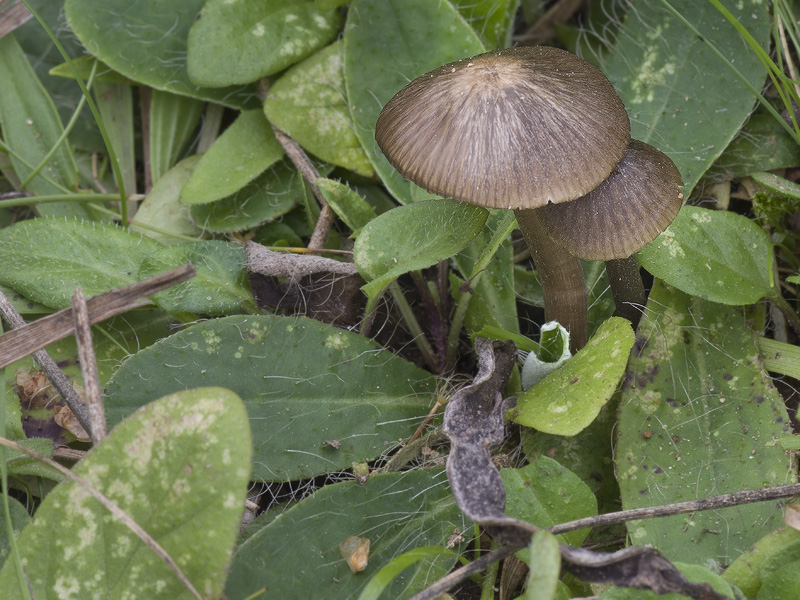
(541, 139, 684, 260)
(375, 46, 631, 209)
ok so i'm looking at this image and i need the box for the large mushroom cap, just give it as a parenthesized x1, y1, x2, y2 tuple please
(540, 140, 684, 260)
(375, 46, 631, 209)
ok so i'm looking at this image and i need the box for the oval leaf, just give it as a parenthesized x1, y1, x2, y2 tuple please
(509, 317, 634, 436)
(265, 41, 374, 177)
(105, 315, 437, 481)
(0, 387, 252, 600)
(602, 0, 770, 194)
(616, 281, 795, 566)
(138, 241, 254, 315)
(187, 0, 341, 87)
(354, 199, 488, 300)
(181, 110, 284, 206)
(64, 0, 255, 107)
(501, 456, 598, 548)
(0, 218, 162, 309)
(189, 160, 304, 233)
(637, 206, 773, 305)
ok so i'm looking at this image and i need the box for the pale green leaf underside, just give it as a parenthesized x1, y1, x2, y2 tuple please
(264, 40, 374, 177)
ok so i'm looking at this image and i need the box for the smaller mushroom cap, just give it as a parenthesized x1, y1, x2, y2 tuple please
(375, 46, 630, 209)
(540, 140, 683, 261)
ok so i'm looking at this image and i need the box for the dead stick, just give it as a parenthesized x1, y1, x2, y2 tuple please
(0, 291, 92, 434)
(409, 544, 520, 600)
(548, 483, 800, 535)
(0, 436, 203, 600)
(71, 287, 106, 443)
(0, 264, 196, 369)
(271, 126, 335, 250)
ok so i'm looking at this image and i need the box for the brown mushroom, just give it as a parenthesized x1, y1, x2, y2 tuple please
(375, 46, 631, 349)
(539, 139, 683, 327)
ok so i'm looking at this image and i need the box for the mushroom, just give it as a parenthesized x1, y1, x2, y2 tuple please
(539, 139, 683, 328)
(374, 46, 631, 349)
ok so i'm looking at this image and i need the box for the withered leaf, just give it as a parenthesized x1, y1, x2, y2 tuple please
(443, 338, 534, 546)
(560, 545, 731, 600)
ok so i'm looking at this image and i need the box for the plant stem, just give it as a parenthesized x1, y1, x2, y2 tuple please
(389, 282, 439, 373)
(605, 256, 646, 329)
(514, 208, 587, 350)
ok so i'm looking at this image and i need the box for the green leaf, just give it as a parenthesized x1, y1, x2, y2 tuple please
(138, 241, 254, 315)
(454, 210, 519, 335)
(148, 90, 204, 185)
(265, 41, 374, 177)
(509, 317, 634, 436)
(317, 178, 377, 234)
(93, 81, 137, 194)
(187, 0, 342, 87)
(616, 281, 795, 567)
(637, 206, 774, 305)
(132, 155, 205, 244)
(105, 315, 437, 481)
(354, 199, 488, 301)
(453, 0, 520, 49)
(49, 56, 132, 85)
(0, 387, 252, 599)
(525, 531, 561, 600)
(0, 496, 29, 568)
(759, 560, 800, 600)
(708, 106, 800, 179)
(752, 171, 800, 200)
(64, 0, 256, 108)
(522, 397, 622, 515)
(181, 110, 284, 206)
(344, 0, 485, 203)
(189, 160, 302, 233)
(357, 546, 462, 600)
(501, 456, 598, 548)
(602, 0, 770, 194)
(724, 527, 800, 597)
(225, 469, 468, 600)
(0, 33, 77, 196)
(0, 218, 162, 309)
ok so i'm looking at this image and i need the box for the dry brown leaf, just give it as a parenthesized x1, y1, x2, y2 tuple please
(339, 536, 370, 574)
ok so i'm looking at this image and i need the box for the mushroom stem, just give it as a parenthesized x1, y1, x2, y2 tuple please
(515, 208, 588, 351)
(605, 257, 646, 329)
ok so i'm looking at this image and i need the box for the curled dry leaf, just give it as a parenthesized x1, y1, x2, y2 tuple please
(443, 338, 536, 546)
(560, 545, 730, 600)
(53, 403, 90, 443)
(338, 536, 370, 574)
(15, 367, 90, 443)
